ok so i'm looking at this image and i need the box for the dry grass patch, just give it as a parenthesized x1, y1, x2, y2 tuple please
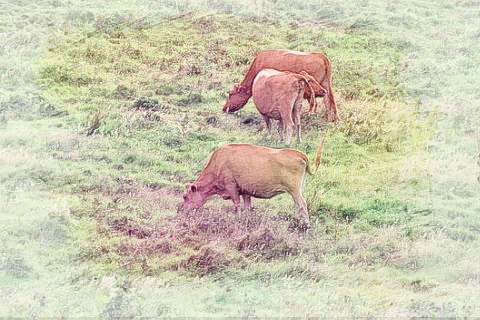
(72, 188, 311, 276)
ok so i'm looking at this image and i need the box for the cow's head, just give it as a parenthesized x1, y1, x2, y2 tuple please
(299, 71, 327, 97)
(178, 183, 209, 212)
(222, 84, 251, 113)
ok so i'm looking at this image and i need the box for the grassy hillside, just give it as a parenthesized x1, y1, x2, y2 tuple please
(1, 0, 479, 317)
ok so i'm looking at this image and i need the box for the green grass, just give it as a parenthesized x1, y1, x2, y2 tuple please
(1, 0, 480, 317)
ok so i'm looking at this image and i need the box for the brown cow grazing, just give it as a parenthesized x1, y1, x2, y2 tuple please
(178, 144, 312, 226)
(223, 49, 339, 121)
(252, 69, 327, 145)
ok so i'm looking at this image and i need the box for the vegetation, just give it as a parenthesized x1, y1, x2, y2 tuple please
(1, 0, 479, 317)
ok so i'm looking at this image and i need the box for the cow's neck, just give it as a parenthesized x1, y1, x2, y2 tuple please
(194, 172, 216, 195)
(239, 59, 261, 91)
(238, 81, 253, 95)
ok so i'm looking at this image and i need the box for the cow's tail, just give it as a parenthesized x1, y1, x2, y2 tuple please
(296, 72, 317, 114)
(300, 131, 328, 177)
(323, 55, 339, 121)
(314, 131, 328, 173)
(300, 152, 313, 176)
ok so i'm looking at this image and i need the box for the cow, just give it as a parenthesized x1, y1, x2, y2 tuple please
(223, 49, 339, 121)
(252, 69, 327, 145)
(178, 144, 312, 226)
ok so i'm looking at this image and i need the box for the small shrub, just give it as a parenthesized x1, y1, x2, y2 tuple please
(85, 111, 104, 136)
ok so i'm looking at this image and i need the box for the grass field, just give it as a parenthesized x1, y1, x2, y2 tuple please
(1, 0, 480, 317)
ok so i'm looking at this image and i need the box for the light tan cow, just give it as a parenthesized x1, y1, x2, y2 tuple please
(179, 143, 312, 226)
(252, 69, 327, 145)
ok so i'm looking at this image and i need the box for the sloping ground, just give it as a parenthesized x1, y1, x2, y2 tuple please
(35, 10, 425, 276)
(1, 0, 479, 317)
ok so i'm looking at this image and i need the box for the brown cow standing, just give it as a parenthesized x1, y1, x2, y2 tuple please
(252, 69, 327, 145)
(178, 144, 312, 226)
(223, 49, 339, 121)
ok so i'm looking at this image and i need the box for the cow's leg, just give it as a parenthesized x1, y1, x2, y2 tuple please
(303, 90, 313, 114)
(280, 110, 294, 145)
(292, 93, 303, 143)
(225, 182, 241, 214)
(263, 115, 272, 137)
(284, 123, 293, 145)
(291, 191, 310, 227)
(318, 78, 338, 120)
(242, 194, 252, 211)
(289, 171, 310, 227)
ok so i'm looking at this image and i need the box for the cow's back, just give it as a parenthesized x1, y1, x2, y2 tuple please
(209, 144, 308, 197)
(255, 49, 327, 79)
(252, 69, 300, 116)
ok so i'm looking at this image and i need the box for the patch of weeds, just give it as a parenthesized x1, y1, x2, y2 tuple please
(302, 113, 329, 131)
(0, 94, 33, 119)
(109, 216, 152, 239)
(241, 116, 261, 126)
(112, 84, 136, 99)
(183, 244, 230, 275)
(37, 102, 67, 118)
(191, 133, 216, 142)
(205, 115, 219, 126)
(155, 83, 183, 96)
(405, 278, 438, 292)
(32, 213, 68, 243)
(310, 201, 360, 222)
(347, 18, 376, 31)
(336, 100, 418, 151)
(85, 111, 104, 136)
(178, 62, 203, 76)
(102, 291, 131, 320)
(237, 227, 299, 259)
(162, 134, 183, 147)
(39, 63, 99, 86)
(177, 93, 203, 106)
(361, 197, 411, 225)
(444, 228, 477, 242)
(1, 253, 32, 278)
(131, 97, 159, 110)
